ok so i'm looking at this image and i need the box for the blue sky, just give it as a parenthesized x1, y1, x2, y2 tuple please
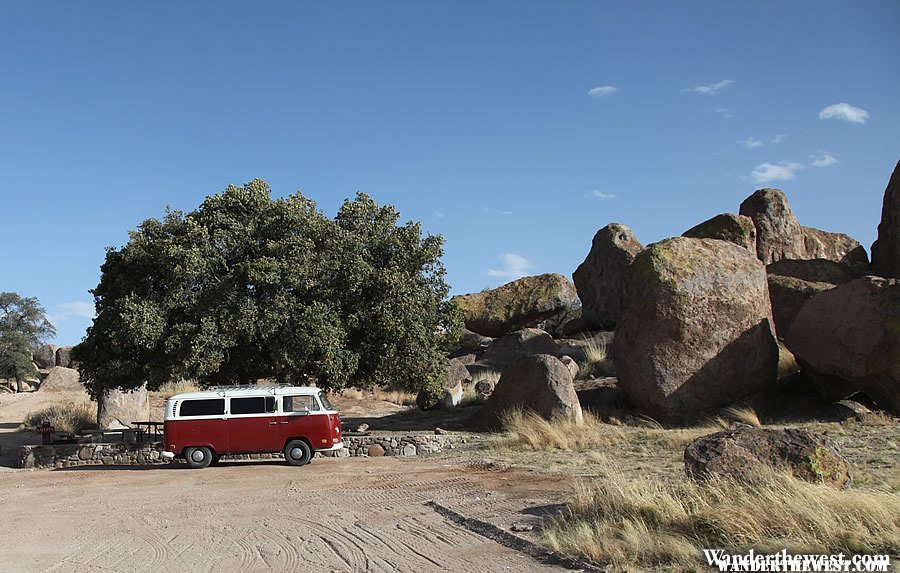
(1, 1, 898, 344)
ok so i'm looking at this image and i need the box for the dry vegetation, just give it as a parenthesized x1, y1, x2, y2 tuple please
(150, 380, 202, 398)
(483, 407, 900, 572)
(544, 470, 900, 572)
(21, 401, 97, 434)
(338, 387, 417, 406)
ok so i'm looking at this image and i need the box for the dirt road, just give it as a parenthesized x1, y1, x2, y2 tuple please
(0, 455, 580, 573)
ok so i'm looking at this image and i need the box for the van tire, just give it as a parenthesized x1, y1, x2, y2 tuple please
(184, 446, 213, 469)
(284, 440, 312, 467)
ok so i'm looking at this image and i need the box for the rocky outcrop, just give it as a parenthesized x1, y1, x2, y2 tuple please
(98, 385, 151, 429)
(683, 213, 757, 257)
(684, 426, 851, 489)
(740, 188, 806, 264)
(451, 274, 578, 338)
(739, 187, 869, 273)
(801, 227, 869, 276)
(613, 237, 779, 422)
(55, 346, 76, 369)
(33, 344, 59, 370)
(785, 276, 900, 412)
(766, 259, 854, 337)
(38, 367, 83, 393)
(871, 160, 900, 278)
(474, 328, 557, 371)
(468, 354, 583, 431)
(572, 223, 643, 329)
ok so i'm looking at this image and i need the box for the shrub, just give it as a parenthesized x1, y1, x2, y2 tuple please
(22, 402, 97, 434)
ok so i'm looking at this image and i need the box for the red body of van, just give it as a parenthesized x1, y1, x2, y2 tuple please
(163, 386, 342, 468)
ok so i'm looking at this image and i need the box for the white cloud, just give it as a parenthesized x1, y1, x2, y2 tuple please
(591, 190, 617, 200)
(481, 207, 513, 216)
(714, 107, 734, 118)
(749, 152, 839, 184)
(811, 151, 838, 168)
(770, 134, 787, 144)
(487, 254, 535, 280)
(741, 137, 764, 149)
(683, 79, 734, 95)
(432, 210, 445, 219)
(751, 162, 804, 184)
(47, 301, 95, 326)
(588, 85, 618, 98)
(818, 103, 869, 124)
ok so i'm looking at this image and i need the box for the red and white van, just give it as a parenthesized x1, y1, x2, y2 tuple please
(162, 386, 343, 468)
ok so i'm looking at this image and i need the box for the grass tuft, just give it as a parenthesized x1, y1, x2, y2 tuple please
(717, 406, 763, 428)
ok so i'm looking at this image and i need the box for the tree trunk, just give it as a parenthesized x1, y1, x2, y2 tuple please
(15, 377, 21, 394)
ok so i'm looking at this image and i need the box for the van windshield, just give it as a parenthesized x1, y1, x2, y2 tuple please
(318, 393, 335, 411)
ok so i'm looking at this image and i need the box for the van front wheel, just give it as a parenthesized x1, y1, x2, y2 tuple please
(284, 440, 312, 467)
(184, 446, 213, 469)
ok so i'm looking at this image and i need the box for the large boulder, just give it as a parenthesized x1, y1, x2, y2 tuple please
(474, 328, 557, 372)
(451, 274, 578, 338)
(684, 426, 851, 489)
(613, 237, 779, 423)
(801, 227, 869, 276)
(785, 276, 900, 412)
(416, 357, 473, 410)
(766, 259, 854, 337)
(739, 188, 806, 264)
(98, 385, 151, 429)
(38, 367, 83, 393)
(871, 159, 900, 278)
(572, 223, 643, 329)
(55, 346, 76, 369)
(683, 213, 757, 257)
(33, 344, 59, 370)
(468, 354, 583, 431)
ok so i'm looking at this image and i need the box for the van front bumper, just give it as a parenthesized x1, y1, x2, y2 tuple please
(316, 442, 344, 452)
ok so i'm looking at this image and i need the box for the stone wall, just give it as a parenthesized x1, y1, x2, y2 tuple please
(20, 443, 168, 469)
(19, 432, 471, 469)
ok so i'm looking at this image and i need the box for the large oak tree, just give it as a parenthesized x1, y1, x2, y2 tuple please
(74, 180, 461, 400)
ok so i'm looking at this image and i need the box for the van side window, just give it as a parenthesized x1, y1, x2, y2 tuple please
(284, 395, 320, 413)
(179, 399, 225, 417)
(230, 396, 276, 415)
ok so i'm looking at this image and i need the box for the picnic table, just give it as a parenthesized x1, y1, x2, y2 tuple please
(132, 421, 164, 443)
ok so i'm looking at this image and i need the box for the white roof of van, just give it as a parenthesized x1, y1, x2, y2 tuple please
(167, 386, 321, 401)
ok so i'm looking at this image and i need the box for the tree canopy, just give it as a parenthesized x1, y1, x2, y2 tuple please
(0, 292, 56, 392)
(74, 180, 461, 400)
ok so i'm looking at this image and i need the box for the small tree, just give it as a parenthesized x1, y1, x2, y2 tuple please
(0, 293, 56, 392)
(74, 180, 461, 401)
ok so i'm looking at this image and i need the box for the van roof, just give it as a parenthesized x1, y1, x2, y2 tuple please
(166, 385, 321, 401)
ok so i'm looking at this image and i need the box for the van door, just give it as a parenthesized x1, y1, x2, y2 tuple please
(278, 395, 321, 448)
(226, 396, 280, 453)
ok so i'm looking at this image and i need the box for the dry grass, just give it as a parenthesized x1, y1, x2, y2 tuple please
(151, 380, 202, 398)
(544, 468, 900, 572)
(470, 368, 502, 389)
(582, 336, 608, 366)
(338, 387, 417, 406)
(21, 401, 98, 434)
(492, 409, 715, 453)
(716, 406, 762, 428)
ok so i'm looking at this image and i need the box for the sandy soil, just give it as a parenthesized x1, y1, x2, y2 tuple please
(0, 391, 580, 573)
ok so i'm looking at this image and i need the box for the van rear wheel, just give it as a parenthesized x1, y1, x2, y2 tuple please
(284, 440, 312, 467)
(184, 446, 213, 469)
